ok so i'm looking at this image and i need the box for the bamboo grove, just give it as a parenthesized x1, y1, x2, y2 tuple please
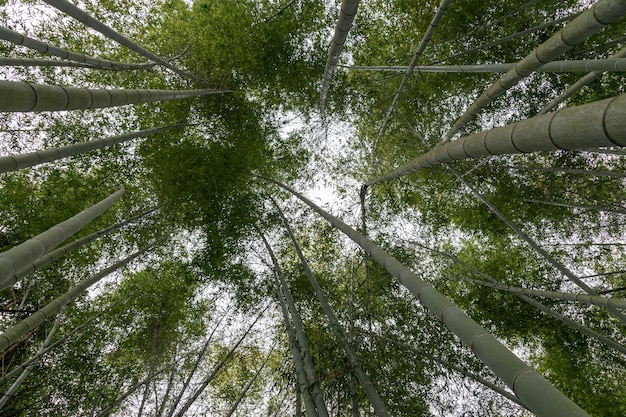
(0, 0, 625, 415)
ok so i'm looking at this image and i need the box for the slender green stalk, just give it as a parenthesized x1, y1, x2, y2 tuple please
(0, 292, 134, 387)
(14, 205, 162, 282)
(223, 344, 275, 417)
(458, 275, 626, 310)
(320, 0, 361, 119)
(372, 0, 451, 152)
(442, 0, 626, 142)
(0, 57, 94, 68)
(272, 202, 390, 417)
(366, 93, 626, 186)
(446, 165, 626, 327)
(0, 125, 183, 173)
(0, 307, 66, 411)
(41, 0, 207, 84)
(0, 186, 125, 290)
(260, 234, 329, 417)
(0, 239, 159, 354)
(0, 27, 153, 70)
(503, 165, 626, 178)
(173, 305, 268, 417)
(0, 80, 229, 112)
(539, 45, 626, 114)
(346, 58, 626, 73)
(266, 177, 591, 417)
(272, 270, 318, 417)
(366, 331, 529, 410)
(526, 199, 626, 215)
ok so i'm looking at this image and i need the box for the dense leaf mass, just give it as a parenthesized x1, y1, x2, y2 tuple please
(0, 0, 625, 416)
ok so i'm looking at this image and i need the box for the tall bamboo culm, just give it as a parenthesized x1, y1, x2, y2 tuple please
(267, 177, 591, 417)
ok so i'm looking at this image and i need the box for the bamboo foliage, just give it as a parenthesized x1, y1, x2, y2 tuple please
(442, 0, 626, 142)
(223, 344, 275, 417)
(0, 26, 154, 70)
(0, 186, 125, 291)
(446, 165, 626, 327)
(367, 93, 626, 186)
(267, 177, 591, 417)
(172, 305, 269, 417)
(367, 332, 529, 410)
(433, 10, 582, 65)
(0, 80, 229, 112)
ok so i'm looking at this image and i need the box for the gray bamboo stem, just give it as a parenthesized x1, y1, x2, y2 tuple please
(273, 202, 390, 417)
(526, 199, 626, 215)
(0, 57, 94, 69)
(265, 177, 591, 417)
(223, 344, 275, 417)
(0, 80, 230, 112)
(164, 305, 232, 417)
(173, 305, 268, 417)
(0, 26, 154, 70)
(372, 0, 450, 152)
(0, 292, 134, 387)
(442, 0, 626, 142)
(320, 0, 361, 119)
(14, 205, 162, 281)
(445, 165, 626, 327)
(0, 125, 184, 173)
(274, 270, 317, 417)
(458, 275, 626, 311)
(0, 307, 66, 411)
(273, 270, 318, 417)
(538, 45, 626, 114)
(260, 233, 328, 417)
(346, 58, 626, 73)
(503, 165, 626, 178)
(367, 332, 528, 410)
(0, 186, 125, 290)
(0, 239, 159, 354)
(366, 93, 626, 186)
(41, 0, 207, 84)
